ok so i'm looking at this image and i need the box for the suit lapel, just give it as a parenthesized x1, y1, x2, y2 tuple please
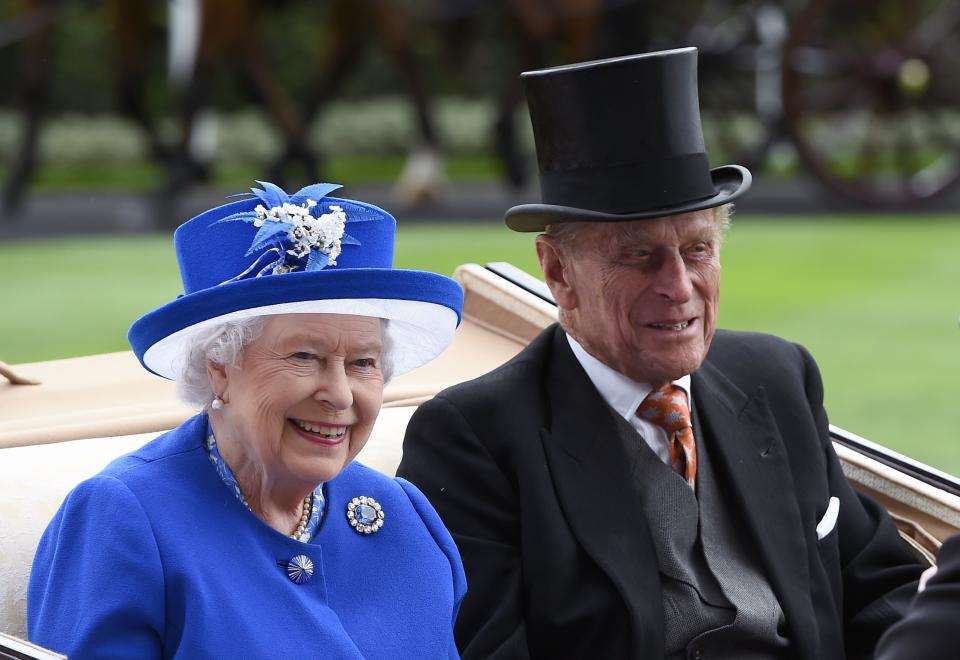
(693, 360, 817, 660)
(539, 328, 664, 655)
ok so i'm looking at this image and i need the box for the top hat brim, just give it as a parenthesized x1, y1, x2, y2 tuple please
(505, 165, 751, 232)
(128, 268, 464, 381)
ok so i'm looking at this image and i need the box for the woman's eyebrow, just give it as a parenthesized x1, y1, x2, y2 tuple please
(280, 331, 383, 350)
(351, 338, 384, 353)
(275, 333, 321, 347)
(276, 336, 383, 353)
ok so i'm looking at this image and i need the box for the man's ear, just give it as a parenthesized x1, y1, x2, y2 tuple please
(535, 235, 578, 310)
(206, 359, 229, 400)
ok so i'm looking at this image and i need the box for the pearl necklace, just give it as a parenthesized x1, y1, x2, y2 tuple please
(242, 492, 314, 542)
(291, 493, 314, 541)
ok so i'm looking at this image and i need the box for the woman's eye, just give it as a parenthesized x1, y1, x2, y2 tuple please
(353, 358, 376, 368)
(291, 352, 315, 361)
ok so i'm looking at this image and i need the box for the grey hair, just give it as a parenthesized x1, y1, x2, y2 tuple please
(544, 202, 735, 251)
(715, 202, 734, 238)
(176, 315, 395, 410)
(176, 317, 266, 410)
(378, 319, 395, 384)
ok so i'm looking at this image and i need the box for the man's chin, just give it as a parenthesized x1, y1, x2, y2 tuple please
(626, 351, 707, 384)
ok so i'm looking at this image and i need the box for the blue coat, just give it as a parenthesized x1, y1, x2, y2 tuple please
(28, 414, 466, 659)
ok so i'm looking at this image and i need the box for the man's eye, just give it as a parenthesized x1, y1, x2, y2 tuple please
(291, 352, 315, 361)
(353, 358, 377, 368)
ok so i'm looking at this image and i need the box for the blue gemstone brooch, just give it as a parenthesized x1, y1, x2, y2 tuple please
(346, 496, 385, 534)
(279, 554, 314, 585)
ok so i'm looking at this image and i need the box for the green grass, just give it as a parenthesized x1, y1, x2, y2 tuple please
(2, 215, 958, 474)
(5, 154, 505, 193)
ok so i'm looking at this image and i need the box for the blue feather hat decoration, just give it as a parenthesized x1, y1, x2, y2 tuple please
(129, 182, 464, 380)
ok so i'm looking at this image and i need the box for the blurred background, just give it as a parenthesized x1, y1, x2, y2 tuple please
(0, 0, 958, 470)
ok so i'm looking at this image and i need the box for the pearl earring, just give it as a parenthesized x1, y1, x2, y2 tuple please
(211, 395, 224, 410)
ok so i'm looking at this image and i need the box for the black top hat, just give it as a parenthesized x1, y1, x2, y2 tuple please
(505, 47, 751, 232)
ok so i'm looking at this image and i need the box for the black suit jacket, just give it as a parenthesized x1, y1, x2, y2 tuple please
(398, 325, 924, 660)
(875, 534, 960, 659)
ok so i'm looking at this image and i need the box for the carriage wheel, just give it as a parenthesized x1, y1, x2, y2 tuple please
(665, 0, 790, 171)
(782, 0, 960, 208)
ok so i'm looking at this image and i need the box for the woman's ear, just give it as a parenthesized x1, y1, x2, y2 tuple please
(206, 359, 229, 401)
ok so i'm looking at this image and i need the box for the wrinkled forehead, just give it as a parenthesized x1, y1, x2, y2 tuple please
(590, 209, 721, 246)
(261, 313, 384, 349)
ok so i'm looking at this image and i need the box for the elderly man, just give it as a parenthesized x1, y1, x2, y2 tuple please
(398, 48, 925, 659)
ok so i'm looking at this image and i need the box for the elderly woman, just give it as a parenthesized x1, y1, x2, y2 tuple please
(27, 182, 466, 658)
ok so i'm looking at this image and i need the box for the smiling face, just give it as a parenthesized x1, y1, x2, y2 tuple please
(210, 313, 385, 492)
(537, 209, 722, 386)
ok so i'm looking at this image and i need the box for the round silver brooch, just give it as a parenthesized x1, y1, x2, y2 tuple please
(346, 496, 385, 534)
(284, 554, 314, 585)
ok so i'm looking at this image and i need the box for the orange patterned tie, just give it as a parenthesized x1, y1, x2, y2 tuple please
(638, 384, 697, 487)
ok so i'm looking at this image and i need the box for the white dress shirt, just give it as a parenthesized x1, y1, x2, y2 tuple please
(567, 334, 692, 464)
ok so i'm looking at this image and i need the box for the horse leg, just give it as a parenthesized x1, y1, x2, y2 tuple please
(557, 0, 602, 62)
(244, 53, 318, 187)
(373, 0, 446, 204)
(493, 67, 529, 189)
(3, 0, 54, 217)
(155, 0, 219, 207)
(293, 0, 376, 185)
(225, 8, 315, 186)
(165, 54, 214, 191)
(106, 0, 171, 168)
(493, 8, 552, 190)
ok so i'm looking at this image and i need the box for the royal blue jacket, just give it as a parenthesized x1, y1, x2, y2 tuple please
(28, 414, 466, 659)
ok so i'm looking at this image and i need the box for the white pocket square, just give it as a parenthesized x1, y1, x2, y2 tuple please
(816, 497, 840, 540)
(918, 565, 938, 593)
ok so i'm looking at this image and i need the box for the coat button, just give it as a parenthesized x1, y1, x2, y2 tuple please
(281, 554, 314, 584)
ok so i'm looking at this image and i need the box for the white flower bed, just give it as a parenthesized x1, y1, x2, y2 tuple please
(0, 97, 533, 163)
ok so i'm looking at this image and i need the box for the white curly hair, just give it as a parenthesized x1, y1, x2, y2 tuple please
(176, 318, 266, 410)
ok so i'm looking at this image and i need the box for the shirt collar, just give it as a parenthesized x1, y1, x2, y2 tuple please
(566, 333, 692, 422)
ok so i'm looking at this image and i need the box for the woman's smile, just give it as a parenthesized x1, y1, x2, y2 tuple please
(290, 418, 349, 446)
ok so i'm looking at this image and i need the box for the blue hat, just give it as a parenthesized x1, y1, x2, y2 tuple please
(129, 182, 464, 380)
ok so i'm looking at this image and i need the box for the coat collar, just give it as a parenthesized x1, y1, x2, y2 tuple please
(539, 326, 665, 654)
(692, 359, 818, 660)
